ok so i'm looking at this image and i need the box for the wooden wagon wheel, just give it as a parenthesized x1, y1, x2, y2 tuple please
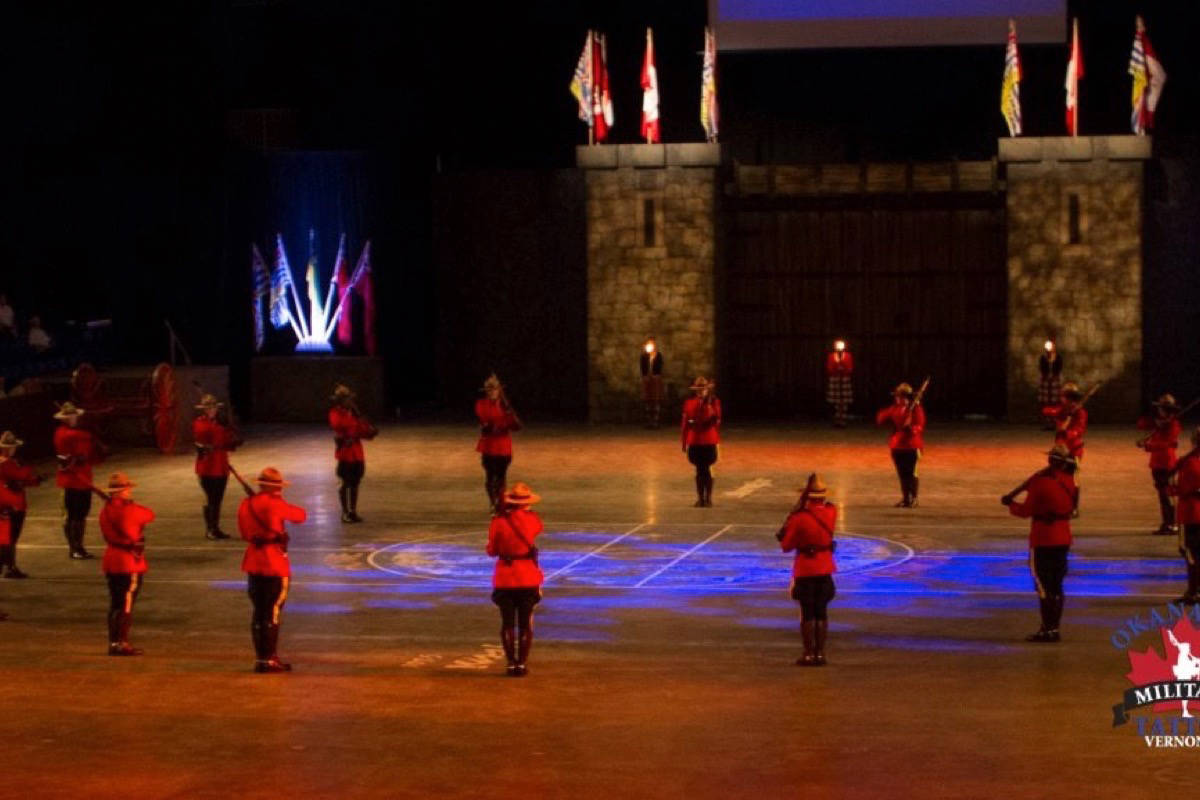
(71, 363, 103, 409)
(150, 362, 179, 454)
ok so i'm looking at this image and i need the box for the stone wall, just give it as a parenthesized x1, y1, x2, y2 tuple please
(579, 145, 720, 422)
(1001, 136, 1150, 423)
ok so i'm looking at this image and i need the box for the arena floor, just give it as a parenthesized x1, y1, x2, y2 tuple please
(0, 420, 1195, 798)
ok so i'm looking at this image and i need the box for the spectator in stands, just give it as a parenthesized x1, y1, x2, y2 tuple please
(0, 294, 14, 338)
(27, 316, 52, 353)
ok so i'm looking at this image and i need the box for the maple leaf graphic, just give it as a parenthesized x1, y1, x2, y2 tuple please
(1124, 613, 1200, 714)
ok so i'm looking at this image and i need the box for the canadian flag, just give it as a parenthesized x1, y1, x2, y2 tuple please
(1065, 17, 1084, 136)
(641, 28, 660, 143)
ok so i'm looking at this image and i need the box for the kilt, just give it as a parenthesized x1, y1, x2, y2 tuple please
(642, 375, 664, 404)
(1037, 375, 1062, 406)
(826, 375, 853, 406)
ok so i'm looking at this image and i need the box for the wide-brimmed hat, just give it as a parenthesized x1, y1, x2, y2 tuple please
(1061, 382, 1083, 400)
(689, 376, 711, 391)
(482, 373, 503, 391)
(53, 401, 84, 420)
(195, 393, 222, 410)
(255, 467, 290, 487)
(893, 382, 913, 397)
(106, 472, 136, 491)
(503, 482, 541, 506)
(798, 472, 827, 497)
(331, 384, 355, 401)
(1153, 393, 1180, 411)
(1047, 444, 1077, 466)
(0, 430, 23, 450)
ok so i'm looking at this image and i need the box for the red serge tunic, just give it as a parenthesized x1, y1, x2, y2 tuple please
(1043, 404, 1087, 459)
(54, 425, 100, 490)
(487, 508, 544, 589)
(329, 407, 373, 462)
(1175, 455, 1200, 526)
(778, 502, 838, 578)
(0, 483, 21, 546)
(475, 398, 519, 457)
(99, 498, 154, 575)
(681, 396, 722, 448)
(825, 352, 854, 377)
(0, 457, 39, 511)
(238, 493, 307, 578)
(193, 416, 235, 477)
(1137, 416, 1180, 470)
(1008, 471, 1077, 547)
(875, 403, 926, 451)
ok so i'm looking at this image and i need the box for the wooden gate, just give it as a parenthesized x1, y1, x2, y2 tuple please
(721, 190, 1006, 419)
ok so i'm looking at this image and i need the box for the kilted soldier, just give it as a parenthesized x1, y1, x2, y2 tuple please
(1137, 393, 1182, 536)
(777, 474, 837, 666)
(239, 467, 307, 673)
(53, 402, 103, 559)
(1038, 340, 1063, 429)
(681, 377, 722, 507)
(640, 337, 664, 428)
(329, 384, 377, 523)
(99, 473, 154, 656)
(475, 374, 521, 510)
(486, 481, 543, 677)
(1002, 445, 1078, 643)
(1171, 430, 1200, 604)
(825, 340, 853, 428)
(193, 394, 238, 540)
(875, 383, 926, 508)
(0, 430, 40, 578)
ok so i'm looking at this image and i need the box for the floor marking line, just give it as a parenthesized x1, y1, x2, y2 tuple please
(543, 523, 646, 582)
(634, 524, 734, 587)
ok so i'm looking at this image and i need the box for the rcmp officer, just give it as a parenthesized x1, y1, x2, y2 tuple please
(876, 383, 926, 507)
(475, 374, 521, 510)
(681, 377, 722, 507)
(825, 340, 854, 428)
(53, 402, 103, 559)
(640, 337, 665, 428)
(329, 384, 377, 523)
(1003, 445, 1078, 643)
(99, 473, 154, 656)
(0, 478, 18, 620)
(193, 394, 238, 540)
(0, 430, 40, 578)
(1170, 428, 1200, 604)
(777, 474, 838, 666)
(1137, 393, 1181, 535)
(486, 481, 544, 677)
(238, 467, 306, 673)
(1042, 382, 1087, 515)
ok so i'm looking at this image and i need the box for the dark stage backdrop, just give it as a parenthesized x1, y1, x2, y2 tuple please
(433, 170, 588, 419)
(722, 194, 1007, 418)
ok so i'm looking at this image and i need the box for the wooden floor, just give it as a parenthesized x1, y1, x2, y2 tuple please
(0, 421, 1194, 798)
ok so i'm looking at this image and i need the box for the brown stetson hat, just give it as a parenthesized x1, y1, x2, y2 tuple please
(331, 384, 355, 400)
(53, 401, 85, 420)
(195, 393, 222, 410)
(106, 472, 136, 491)
(255, 467, 290, 487)
(0, 430, 23, 450)
(1047, 444, 1077, 466)
(482, 373, 502, 391)
(1061, 382, 1083, 400)
(893, 382, 913, 397)
(798, 472, 827, 497)
(503, 482, 541, 506)
(689, 376, 711, 391)
(1153, 393, 1180, 411)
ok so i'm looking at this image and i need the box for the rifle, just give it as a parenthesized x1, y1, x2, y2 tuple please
(777, 475, 814, 541)
(192, 380, 244, 449)
(1000, 468, 1052, 505)
(497, 384, 522, 430)
(1137, 395, 1200, 449)
(902, 376, 930, 428)
(228, 464, 257, 498)
(1054, 382, 1101, 434)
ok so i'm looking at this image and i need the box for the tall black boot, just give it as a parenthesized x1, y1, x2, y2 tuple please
(515, 628, 533, 676)
(694, 474, 705, 507)
(251, 621, 269, 660)
(264, 622, 291, 671)
(501, 626, 517, 675)
(338, 486, 351, 523)
(909, 477, 919, 508)
(1156, 490, 1175, 534)
(796, 620, 816, 666)
(63, 520, 74, 557)
(4, 513, 26, 577)
(348, 484, 362, 523)
(1048, 594, 1064, 640)
(203, 505, 216, 539)
(208, 503, 230, 539)
(814, 620, 829, 665)
(107, 609, 122, 647)
(70, 520, 93, 560)
(705, 475, 714, 507)
(894, 473, 910, 507)
(1027, 598, 1055, 642)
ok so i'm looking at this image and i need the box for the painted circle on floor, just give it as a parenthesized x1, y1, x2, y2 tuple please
(366, 529, 913, 589)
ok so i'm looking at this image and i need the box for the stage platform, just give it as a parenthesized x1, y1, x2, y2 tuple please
(0, 421, 1194, 797)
